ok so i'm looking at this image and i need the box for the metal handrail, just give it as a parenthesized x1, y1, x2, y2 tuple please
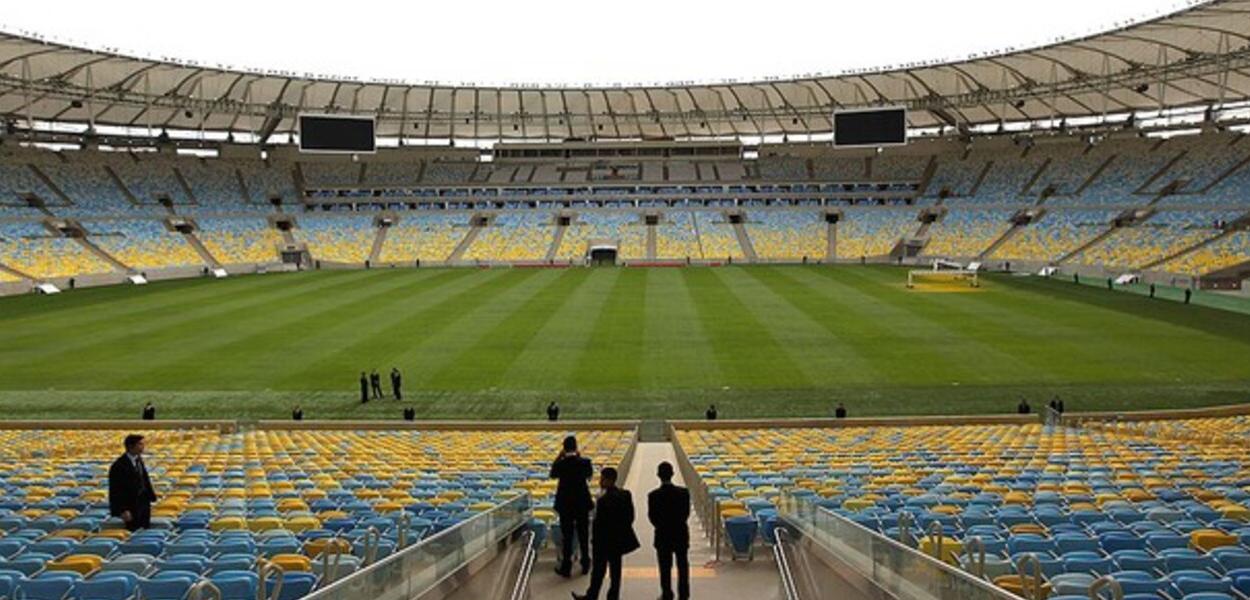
(319, 542, 343, 585)
(963, 536, 986, 579)
(507, 531, 539, 600)
(257, 560, 284, 600)
(302, 493, 528, 600)
(189, 580, 222, 600)
(772, 527, 801, 600)
(1088, 575, 1123, 600)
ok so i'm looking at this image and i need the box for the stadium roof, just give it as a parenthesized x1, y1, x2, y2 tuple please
(1, 0, 1249, 143)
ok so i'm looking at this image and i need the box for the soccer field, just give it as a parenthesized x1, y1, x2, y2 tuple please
(2, 265, 1249, 420)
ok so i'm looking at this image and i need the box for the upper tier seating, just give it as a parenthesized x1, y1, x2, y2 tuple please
(177, 161, 251, 212)
(363, 164, 421, 187)
(1145, 133, 1250, 195)
(301, 164, 361, 188)
(89, 220, 203, 270)
(1049, 138, 1174, 207)
(196, 218, 283, 265)
(759, 157, 808, 182)
(836, 209, 917, 259)
(40, 162, 153, 217)
(676, 416, 1250, 599)
(0, 427, 632, 600)
(377, 214, 466, 263)
(0, 163, 61, 214)
(746, 211, 826, 260)
(990, 210, 1117, 263)
(297, 216, 376, 264)
(110, 160, 192, 205)
(234, 162, 297, 205)
(948, 151, 1047, 205)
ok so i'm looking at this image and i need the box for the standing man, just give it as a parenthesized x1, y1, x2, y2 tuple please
(291, 405, 303, 421)
(547, 402, 561, 422)
(370, 369, 383, 401)
(705, 405, 717, 421)
(551, 435, 593, 578)
(573, 467, 640, 600)
(108, 434, 156, 532)
(1017, 397, 1031, 415)
(391, 368, 403, 401)
(359, 372, 369, 404)
(402, 406, 416, 421)
(648, 462, 691, 600)
(141, 402, 156, 421)
(834, 403, 848, 419)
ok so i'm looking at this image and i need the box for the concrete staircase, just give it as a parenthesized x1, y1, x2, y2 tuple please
(978, 224, 1024, 261)
(826, 221, 837, 261)
(447, 223, 482, 262)
(545, 223, 566, 261)
(646, 225, 657, 260)
(1057, 226, 1118, 265)
(368, 226, 389, 264)
(0, 261, 35, 281)
(732, 222, 758, 261)
(183, 232, 221, 268)
(75, 237, 130, 273)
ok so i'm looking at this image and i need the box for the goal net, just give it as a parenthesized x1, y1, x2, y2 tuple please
(907, 269, 979, 290)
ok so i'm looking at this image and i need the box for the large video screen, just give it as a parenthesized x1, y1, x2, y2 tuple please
(833, 108, 907, 147)
(299, 115, 376, 154)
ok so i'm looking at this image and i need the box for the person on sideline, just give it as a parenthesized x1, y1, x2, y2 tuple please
(835, 403, 847, 419)
(291, 405, 303, 421)
(547, 401, 561, 422)
(403, 406, 416, 421)
(391, 367, 403, 401)
(108, 434, 156, 531)
(705, 405, 718, 421)
(573, 467, 640, 600)
(359, 372, 369, 404)
(551, 435, 594, 578)
(1017, 398, 1032, 415)
(648, 462, 691, 600)
(370, 369, 383, 400)
(141, 402, 156, 421)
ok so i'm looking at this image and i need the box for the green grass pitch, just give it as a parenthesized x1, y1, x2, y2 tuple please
(1, 265, 1249, 420)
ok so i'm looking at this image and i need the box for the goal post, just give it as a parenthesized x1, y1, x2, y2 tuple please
(907, 269, 979, 289)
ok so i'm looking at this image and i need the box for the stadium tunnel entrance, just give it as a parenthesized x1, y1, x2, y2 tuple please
(589, 245, 618, 266)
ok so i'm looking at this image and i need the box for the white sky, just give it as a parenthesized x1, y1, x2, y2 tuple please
(1, 0, 1202, 86)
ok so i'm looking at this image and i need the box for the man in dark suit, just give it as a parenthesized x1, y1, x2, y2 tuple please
(291, 405, 303, 421)
(547, 402, 560, 422)
(141, 402, 155, 420)
(705, 405, 717, 421)
(573, 467, 639, 600)
(834, 403, 847, 419)
(108, 434, 157, 532)
(648, 462, 690, 600)
(551, 435, 593, 578)
(359, 372, 369, 404)
(370, 370, 383, 400)
(390, 368, 403, 401)
(402, 406, 416, 421)
(1017, 398, 1031, 415)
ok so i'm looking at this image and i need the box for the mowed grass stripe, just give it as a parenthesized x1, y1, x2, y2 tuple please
(0, 271, 331, 352)
(145, 269, 474, 390)
(279, 269, 534, 389)
(0, 270, 387, 386)
(830, 266, 1051, 381)
(569, 268, 647, 389)
(681, 267, 809, 389)
(393, 270, 562, 387)
(640, 268, 723, 390)
(720, 266, 879, 386)
(99, 269, 459, 389)
(500, 269, 620, 390)
(425, 268, 593, 389)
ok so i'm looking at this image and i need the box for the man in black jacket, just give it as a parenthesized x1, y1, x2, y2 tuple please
(141, 402, 155, 421)
(547, 402, 560, 422)
(108, 434, 157, 531)
(359, 372, 369, 404)
(573, 467, 640, 600)
(370, 370, 383, 400)
(390, 368, 403, 401)
(551, 435, 593, 577)
(648, 462, 691, 600)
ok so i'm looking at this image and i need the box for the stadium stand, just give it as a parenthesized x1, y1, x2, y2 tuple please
(758, 157, 808, 181)
(949, 150, 1046, 205)
(1160, 231, 1250, 276)
(301, 164, 361, 188)
(675, 414, 1250, 599)
(694, 212, 744, 260)
(362, 163, 421, 187)
(0, 163, 60, 212)
(110, 159, 192, 206)
(923, 209, 1018, 259)
(1075, 210, 1241, 270)
(655, 212, 702, 260)
(1146, 132, 1249, 194)
(1048, 137, 1172, 207)
(465, 213, 552, 262)
(88, 220, 204, 270)
(0, 426, 631, 600)
(990, 210, 1118, 263)
(376, 214, 466, 264)
(556, 212, 638, 260)
(835, 209, 917, 259)
(0, 222, 115, 279)
(746, 211, 827, 261)
(177, 160, 249, 211)
(40, 161, 150, 217)
(234, 162, 297, 206)
(296, 216, 376, 264)
(196, 218, 284, 265)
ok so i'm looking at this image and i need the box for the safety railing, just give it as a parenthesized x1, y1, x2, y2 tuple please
(773, 527, 801, 600)
(779, 493, 1025, 600)
(302, 493, 529, 600)
(668, 423, 721, 556)
(507, 531, 539, 600)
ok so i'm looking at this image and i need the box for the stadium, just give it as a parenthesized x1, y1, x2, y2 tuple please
(1, 0, 1250, 598)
